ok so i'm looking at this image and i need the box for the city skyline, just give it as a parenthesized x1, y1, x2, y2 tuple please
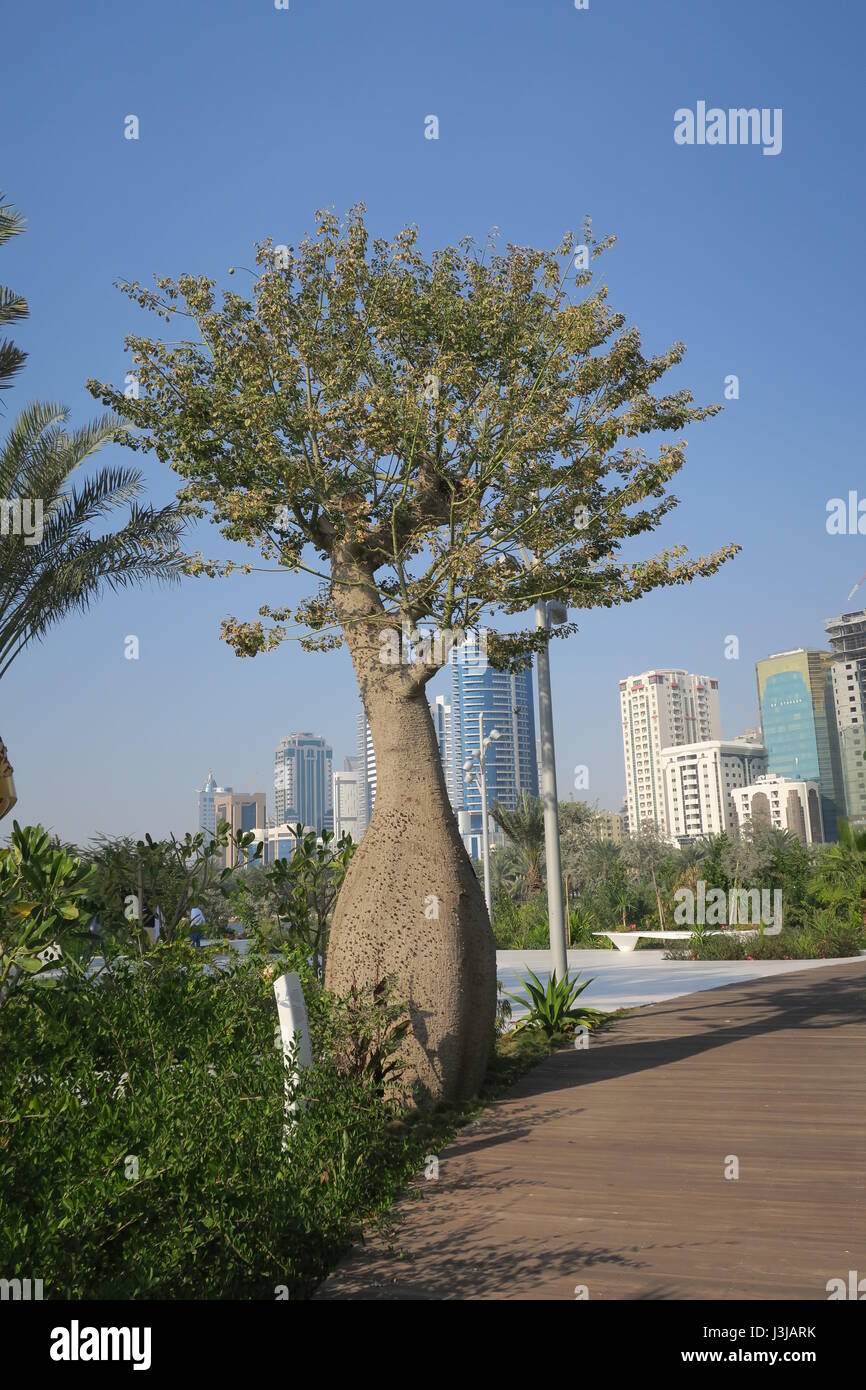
(4, 2, 865, 844)
(188, 603, 866, 852)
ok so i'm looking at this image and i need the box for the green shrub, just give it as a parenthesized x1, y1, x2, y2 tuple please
(665, 914, 865, 962)
(0, 945, 427, 1299)
(0, 823, 96, 1009)
(491, 892, 551, 949)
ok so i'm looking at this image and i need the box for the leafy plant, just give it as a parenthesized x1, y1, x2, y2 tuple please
(85, 822, 256, 947)
(567, 903, 598, 946)
(234, 827, 354, 975)
(0, 823, 96, 1007)
(490, 792, 545, 900)
(320, 975, 411, 1091)
(491, 891, 551, 950)
(504, 967, 603, 1037)
(0, 949, 421, 1298)
(667, 914, 865, 961)
(495, 980, 513, 1036)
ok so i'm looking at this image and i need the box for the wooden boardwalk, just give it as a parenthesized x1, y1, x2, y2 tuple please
(317, 960, 866, 1300)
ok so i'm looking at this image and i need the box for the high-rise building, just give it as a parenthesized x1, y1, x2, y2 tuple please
(196, 771, 232, 842)
(825, 610, 866, 828)
(213, 790, 267, 868)
(254, 822, 301, 864)
(431, 694, 459, 809)
(661, 739, 768, 844)
(333, 757, 362, 841)
(755, 649, 843, 840)
(274, 733, 333, 832)
(356, 711, 377, 836)
(451, 632, 538, 859)
(731, 774, 824, 845)
(620, 669, 721, 837)
(594, 809, 626, 844)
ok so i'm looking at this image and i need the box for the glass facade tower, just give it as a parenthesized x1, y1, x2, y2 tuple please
(755, 649, 843, 841)
(450, 633, 538, 855)
(274, 733, 333, 832)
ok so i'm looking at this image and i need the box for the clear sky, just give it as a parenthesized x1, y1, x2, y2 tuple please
(2, 0, 864, 844)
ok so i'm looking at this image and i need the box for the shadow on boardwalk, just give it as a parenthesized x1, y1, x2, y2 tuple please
(316, 960, 866, 1301)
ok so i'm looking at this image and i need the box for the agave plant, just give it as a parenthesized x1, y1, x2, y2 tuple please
(504, 967, 603, 1037)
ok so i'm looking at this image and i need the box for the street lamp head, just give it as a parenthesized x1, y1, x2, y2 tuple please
(547, 600, 568, 626)
(463, 758, 474, 772)
(489, 728, 501, 741)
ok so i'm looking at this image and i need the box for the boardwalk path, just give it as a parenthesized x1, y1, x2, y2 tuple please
(317, 960, 866, 1300)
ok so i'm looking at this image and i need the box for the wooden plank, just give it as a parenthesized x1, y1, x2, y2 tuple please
(316, 960, 866, 1300)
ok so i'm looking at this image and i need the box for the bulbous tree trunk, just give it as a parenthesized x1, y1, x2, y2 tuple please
(325, 550, 496, 1106)
(0, 737, 17, 821)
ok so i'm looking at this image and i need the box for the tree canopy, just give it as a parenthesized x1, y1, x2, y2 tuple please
(88, 205, 738, 680)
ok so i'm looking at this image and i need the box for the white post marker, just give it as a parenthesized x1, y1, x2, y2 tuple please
(273, 971, 313, 1148)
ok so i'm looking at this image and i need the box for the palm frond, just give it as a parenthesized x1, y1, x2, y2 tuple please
(0, 193, 28, 398)
(0, 340, 27, 392)
(0, 286, 28, 327)
(0, 400, 186, 678)
(0, 195, 26, 247)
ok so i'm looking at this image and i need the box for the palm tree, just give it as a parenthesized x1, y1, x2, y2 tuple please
(0, 194, 29, 816)
(490, 791, 545, 900)
(812, 818, 866, 928)
(0, 192, 28, 399)
(0, 195, 185, 817)
(489, 841, 525, 900)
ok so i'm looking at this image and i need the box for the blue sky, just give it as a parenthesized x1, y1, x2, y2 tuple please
(2, 0, 864, 843)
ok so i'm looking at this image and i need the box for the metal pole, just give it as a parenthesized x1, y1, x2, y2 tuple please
(479, 711, 493, 916)
(535, 598, 568, 981)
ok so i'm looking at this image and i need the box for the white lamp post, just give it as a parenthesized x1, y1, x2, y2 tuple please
(515, 543, 569, 983)
(463, 714, 501, 916)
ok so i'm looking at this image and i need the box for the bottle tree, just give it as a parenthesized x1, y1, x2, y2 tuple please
(89, 207, 738, 1104)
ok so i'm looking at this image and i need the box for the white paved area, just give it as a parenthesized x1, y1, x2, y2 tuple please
(497, 948, 866, 1018)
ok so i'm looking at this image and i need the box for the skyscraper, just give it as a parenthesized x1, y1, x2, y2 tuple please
(755, 649, 843, 841)
(196, 771, 232, 842)
(213, 789, 266, 868)
(274, 733, 333, 832)
(825, 610, 866, 829)
(431, 694, 459, 809)
(620, 669, 721, 837)
(661, 739, 767, 843)
(451, 633, 538, 858)
(356, 711, 377, 836)
(333, 757, 362, 841)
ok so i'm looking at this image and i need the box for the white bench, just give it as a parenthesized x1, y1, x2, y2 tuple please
(593, 926, 782, 954)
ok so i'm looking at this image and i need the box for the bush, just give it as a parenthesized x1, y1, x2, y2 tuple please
(665, 914, 865, 962)
(0, 822, 96, 1009)
(0, 945, 428, 1299)
(491, 891, 553, 949)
